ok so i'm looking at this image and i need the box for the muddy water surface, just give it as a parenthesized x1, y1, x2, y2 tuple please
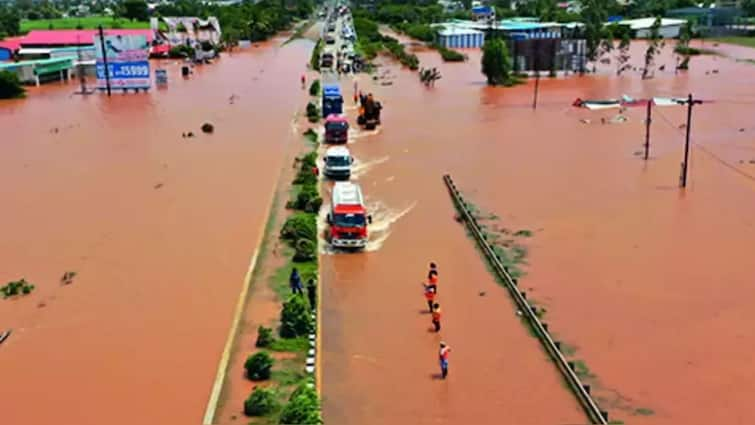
(0, 38, 311, 425)
(395, 40, 755, 425)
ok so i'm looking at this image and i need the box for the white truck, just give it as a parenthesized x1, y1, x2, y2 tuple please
(323, 146, 353, 180)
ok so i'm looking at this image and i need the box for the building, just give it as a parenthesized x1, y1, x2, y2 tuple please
(20, 29, 154, 48)
(615, 17, 687, 38)
(437, 0, 464, 13)
(438, 19, 564, 40)
(152, 17, 222, 46)
(0, 57, 75, 85)
(437, 26, 485, 48)
(666, 7, 743, 33)
(0, 37, 23, 61)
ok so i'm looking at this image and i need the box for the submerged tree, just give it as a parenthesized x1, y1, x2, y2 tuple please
(582, 0, 610, 71)
(481, 37, 514, 86)
(0, 71, 25, 100)
(615, 31, 631, 75)
(675, 21, 693, 71)
(642, 17, 664, 80)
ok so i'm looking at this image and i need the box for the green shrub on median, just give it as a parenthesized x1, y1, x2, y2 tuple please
(280, 295, 313, 338)
(245, 351, 274, 381)
(281, 213, 317, 244)
(244, 387, 279, 416)
(309, 79, 320, 96)
(279, 381, 322, 424)
(256, 325, 274, 348)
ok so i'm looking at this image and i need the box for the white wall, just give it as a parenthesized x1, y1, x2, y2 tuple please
(636, 24, 681, 38)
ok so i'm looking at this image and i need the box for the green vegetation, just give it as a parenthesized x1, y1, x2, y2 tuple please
(269, 336, 309, 353)
(572, 360, 596, 379)
(711, 36, 755, 48)
(279, 381, 322, 425)
(395, 22, 435, 42)
(306, 102, 320, 123)
(245, 351, 275, 381)
(281, 213, 317, 244)
(432, 43, 465, 62)
(481, 37, 519, 86)
(256, 325, 274, 348)
(1, 278, 35, 298)
(168, 45, 195, 59)
(383, 36, 420, 70)
(303, 128, 318, 144)
(244, 387, 279, 416)
(352, 16, 420, 70)
(20, 16, 149, 32)
(0, 71, 26, 100)
(280, 292, 314, 338)
(309, 79, 320, 97)
(634, 408, 655, 416)
(1, 5, 21, 37)
(310, 39, 323, 71)
(642, 17, 664, 79)
(615, 31, 631, 75)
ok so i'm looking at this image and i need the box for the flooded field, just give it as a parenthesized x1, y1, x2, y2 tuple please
(0, 37, 311, 425)
(322, 37, 754, 425)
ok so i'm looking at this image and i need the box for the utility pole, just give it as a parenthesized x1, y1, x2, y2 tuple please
(644, 100, 652, 160)
(679, 93, 703, 188)
(98, 25, 111, 96)
(532, 70, 540, 110)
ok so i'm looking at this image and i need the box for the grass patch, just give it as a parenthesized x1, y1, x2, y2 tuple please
(674, 45, 719, 55)
(559, 341, 577, 356)
(513, 229, 532, 237)
(573, 360, 595, 379)
(271, 365, 307, 387)
(269, 336, 309, 353)
(21, 16, 150, 32)
(283, 19, 314, 45)
(270, 254, 317, 300)
(634, 408, 655, 416)
(608, 421, 625, 425)
(711, 36, 755, 49)
(303, 128, 318, 144)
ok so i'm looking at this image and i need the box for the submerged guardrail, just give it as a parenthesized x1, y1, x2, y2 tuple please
(442, 174, 609, 425)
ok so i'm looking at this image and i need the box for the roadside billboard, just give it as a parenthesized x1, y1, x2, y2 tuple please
(94, 34, 151, 90)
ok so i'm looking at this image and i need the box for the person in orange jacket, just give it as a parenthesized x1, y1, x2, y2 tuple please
(431, 302, 442, 332)
(427, 262, 438, 293)
(423, 283, 436, 313)
(439, 341, 451, 379)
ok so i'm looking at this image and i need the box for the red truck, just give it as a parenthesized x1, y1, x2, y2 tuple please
(324, 114, 349, 144)
(327, 182, 371, 249)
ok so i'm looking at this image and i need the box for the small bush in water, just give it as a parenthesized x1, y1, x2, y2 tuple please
(293, 238, 317, 262)
(245, 351, 274, 381)
(280, 213, 317, 244)
(244, 387, 278, 416)
(309, 79, 320, 96)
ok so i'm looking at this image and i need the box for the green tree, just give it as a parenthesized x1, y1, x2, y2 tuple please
(481, 37, 513, 86)
(642, 17, 664, 79)
(743, 0, 755, 17)
(244, 387, 279, 416)
(123, 0, 148, 21)
(0, 71, 26, 100)
(675, 21, 693, 70)
(0, 5, 21, 37)
(615, 30, 631, 75)
(581, 0, 610, 66)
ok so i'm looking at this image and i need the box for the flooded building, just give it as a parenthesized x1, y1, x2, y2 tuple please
(0, 37, 22, 61)
(615, 17, 688, 38)
(0, 56, 74, 85)
(151, 17, 222, 46)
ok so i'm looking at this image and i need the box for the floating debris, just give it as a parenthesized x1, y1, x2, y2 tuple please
(154, 183, 164, 190)
(201, 123, 214, 134)
(61, 271, 77, 285)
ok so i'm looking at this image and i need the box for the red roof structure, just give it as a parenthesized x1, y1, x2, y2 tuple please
(20, 29, 154, 47)
(0, 36, 24, 52)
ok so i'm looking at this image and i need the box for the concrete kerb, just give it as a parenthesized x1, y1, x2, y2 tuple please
(442, 174, 609, 425)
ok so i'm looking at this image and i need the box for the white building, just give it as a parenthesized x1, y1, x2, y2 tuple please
(616, 17, 687, 38)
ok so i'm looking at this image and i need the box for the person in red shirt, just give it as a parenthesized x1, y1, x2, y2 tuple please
(431, 303, 442, 332)
(439, 341, 451, 379)
(427, 262, 438, 291)
(423, 283, 436, 313)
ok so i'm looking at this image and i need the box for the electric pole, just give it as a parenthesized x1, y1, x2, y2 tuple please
(644, 100, 652, 160)
(98, 25, 111, 96)
(679, 93, 703, 188)
(532, 69, 540, 110)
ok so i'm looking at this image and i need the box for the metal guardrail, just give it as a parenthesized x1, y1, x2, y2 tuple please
(442, 174, 609, 425)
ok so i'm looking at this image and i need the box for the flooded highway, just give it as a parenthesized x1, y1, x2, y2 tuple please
(0, 37, 311, 425)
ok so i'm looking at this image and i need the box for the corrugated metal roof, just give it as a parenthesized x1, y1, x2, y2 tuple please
(21, 29, 153, 47)
(0, 56, 76, 71)
(0, 36, 24, 52)
(616, 18, 687, 29)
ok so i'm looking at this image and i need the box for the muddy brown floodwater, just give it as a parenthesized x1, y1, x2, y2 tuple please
(323, 36, 755, 425)
(0, 37, 311, 425)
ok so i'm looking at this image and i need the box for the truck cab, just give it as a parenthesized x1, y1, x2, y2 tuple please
(320, 52, 334, 69)
(322, 84, 344, 118)
(324, 114, 349, 144)
(323, 146, 353, 180)
(328, 182, 371, 249)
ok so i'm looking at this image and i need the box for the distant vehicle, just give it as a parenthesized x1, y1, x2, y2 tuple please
(324, 114, 349, 144)
(357, 93, 382, 130)
(322, 84, 344, 118)
(325, 35, 336, 45)
(327, 24, 336, 32)
(320, 52, 334, 69)
(323, 145, 353, 179)
(328, 182, 371, 249)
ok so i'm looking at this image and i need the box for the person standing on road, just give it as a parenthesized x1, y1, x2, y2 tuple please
(290, 268, 303, 295)
(439, 342, 451, 379)
(306, 278, 317, 310)
(427, 262, 438, 293)
(431, 303, 442, 332)
(423, 283, 436, 313)
(301, 73, 306, 89)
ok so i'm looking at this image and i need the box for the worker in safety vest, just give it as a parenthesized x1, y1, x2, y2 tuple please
(439, 342, 451, 379)
(427, 262, 438, 292)
(423, 283, 436, 313)
(431, 303, 442, 332)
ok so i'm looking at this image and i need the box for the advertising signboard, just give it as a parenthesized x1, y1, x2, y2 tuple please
(94, 34, 151, 90)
